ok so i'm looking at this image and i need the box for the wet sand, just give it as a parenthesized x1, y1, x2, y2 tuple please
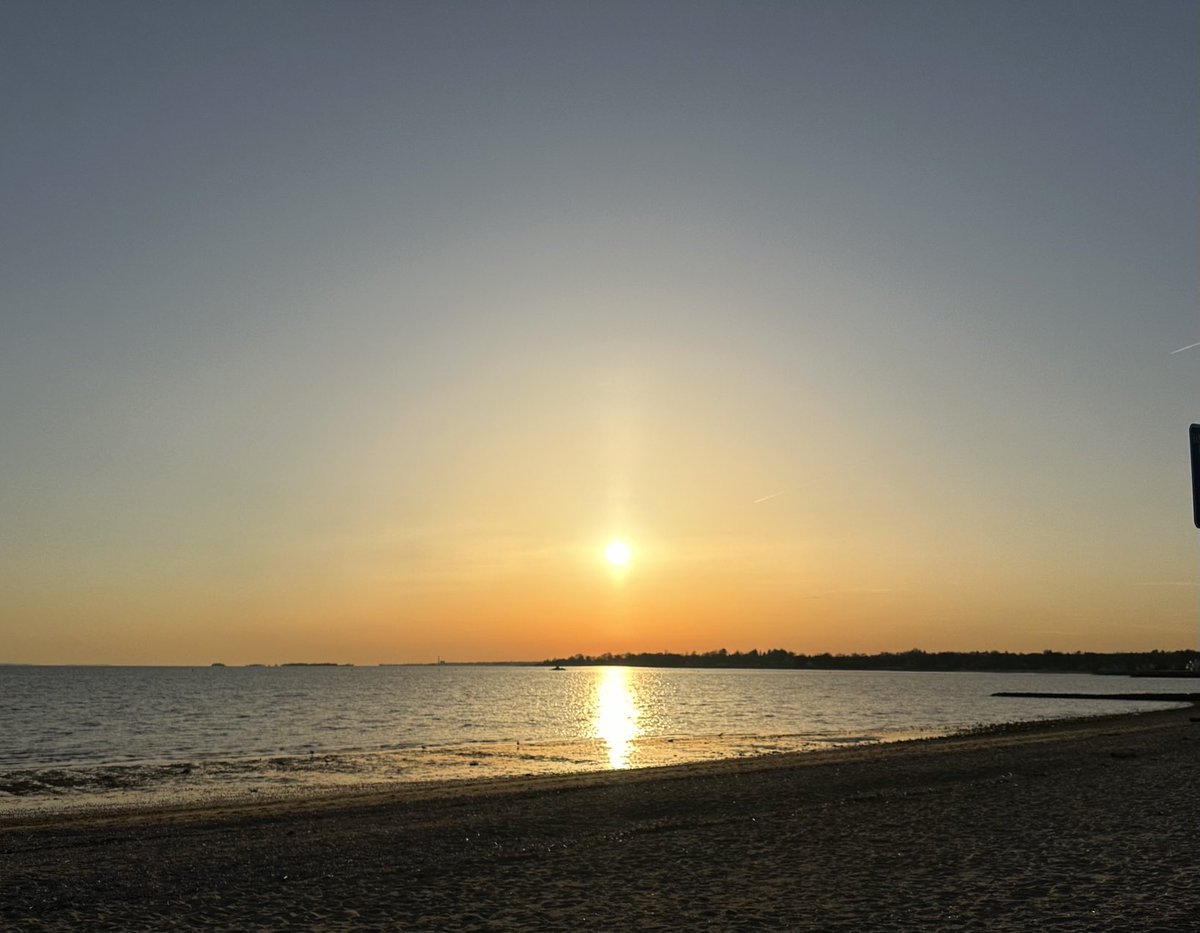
(3, 706, 1198, 931)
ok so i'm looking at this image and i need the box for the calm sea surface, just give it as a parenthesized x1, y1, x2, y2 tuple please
(0, 665, 1189, 815)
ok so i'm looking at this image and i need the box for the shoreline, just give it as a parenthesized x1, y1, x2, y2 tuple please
(5, 705, 1199, 930)
(3, 688, 1193, 824)
(1, 703, 1192, 831)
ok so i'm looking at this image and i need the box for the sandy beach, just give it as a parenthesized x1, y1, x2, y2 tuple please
(4, 705, 1198, 931)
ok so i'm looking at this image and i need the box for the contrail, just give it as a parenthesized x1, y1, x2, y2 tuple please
(1170, 341, 1200, 354)
(753, 491, 784, 504)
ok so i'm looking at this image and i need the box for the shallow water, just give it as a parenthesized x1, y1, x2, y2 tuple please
(0, 665, 1188, 814)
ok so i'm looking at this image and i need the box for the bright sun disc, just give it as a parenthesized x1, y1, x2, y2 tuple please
(604, 540, 632, 568)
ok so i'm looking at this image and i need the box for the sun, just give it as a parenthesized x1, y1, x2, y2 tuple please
(604, 539, 632, 568)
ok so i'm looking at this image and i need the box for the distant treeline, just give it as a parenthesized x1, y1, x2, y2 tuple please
(542, 648, 1200, 674)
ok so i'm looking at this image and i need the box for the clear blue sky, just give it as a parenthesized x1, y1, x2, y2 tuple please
(1, 1, 1196, 663)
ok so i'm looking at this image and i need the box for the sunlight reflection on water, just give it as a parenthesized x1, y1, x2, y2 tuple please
(591, 666, 640, 768)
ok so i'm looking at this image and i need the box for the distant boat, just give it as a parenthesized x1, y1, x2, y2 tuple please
(551, 665, 566, 671)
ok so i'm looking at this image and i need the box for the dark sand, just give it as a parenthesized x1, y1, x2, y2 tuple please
(4, 706, 1199, 931)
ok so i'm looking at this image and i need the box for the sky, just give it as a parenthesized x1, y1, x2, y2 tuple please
(1, 0, 1196, 665)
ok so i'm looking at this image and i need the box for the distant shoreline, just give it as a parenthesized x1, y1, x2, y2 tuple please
(541, 648, 1200, 675)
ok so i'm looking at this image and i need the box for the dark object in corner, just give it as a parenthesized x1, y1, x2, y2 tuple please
(1191, 423, 1200, 528)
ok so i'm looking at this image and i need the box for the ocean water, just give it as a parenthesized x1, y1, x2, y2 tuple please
(0, 665, 1189, 815)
